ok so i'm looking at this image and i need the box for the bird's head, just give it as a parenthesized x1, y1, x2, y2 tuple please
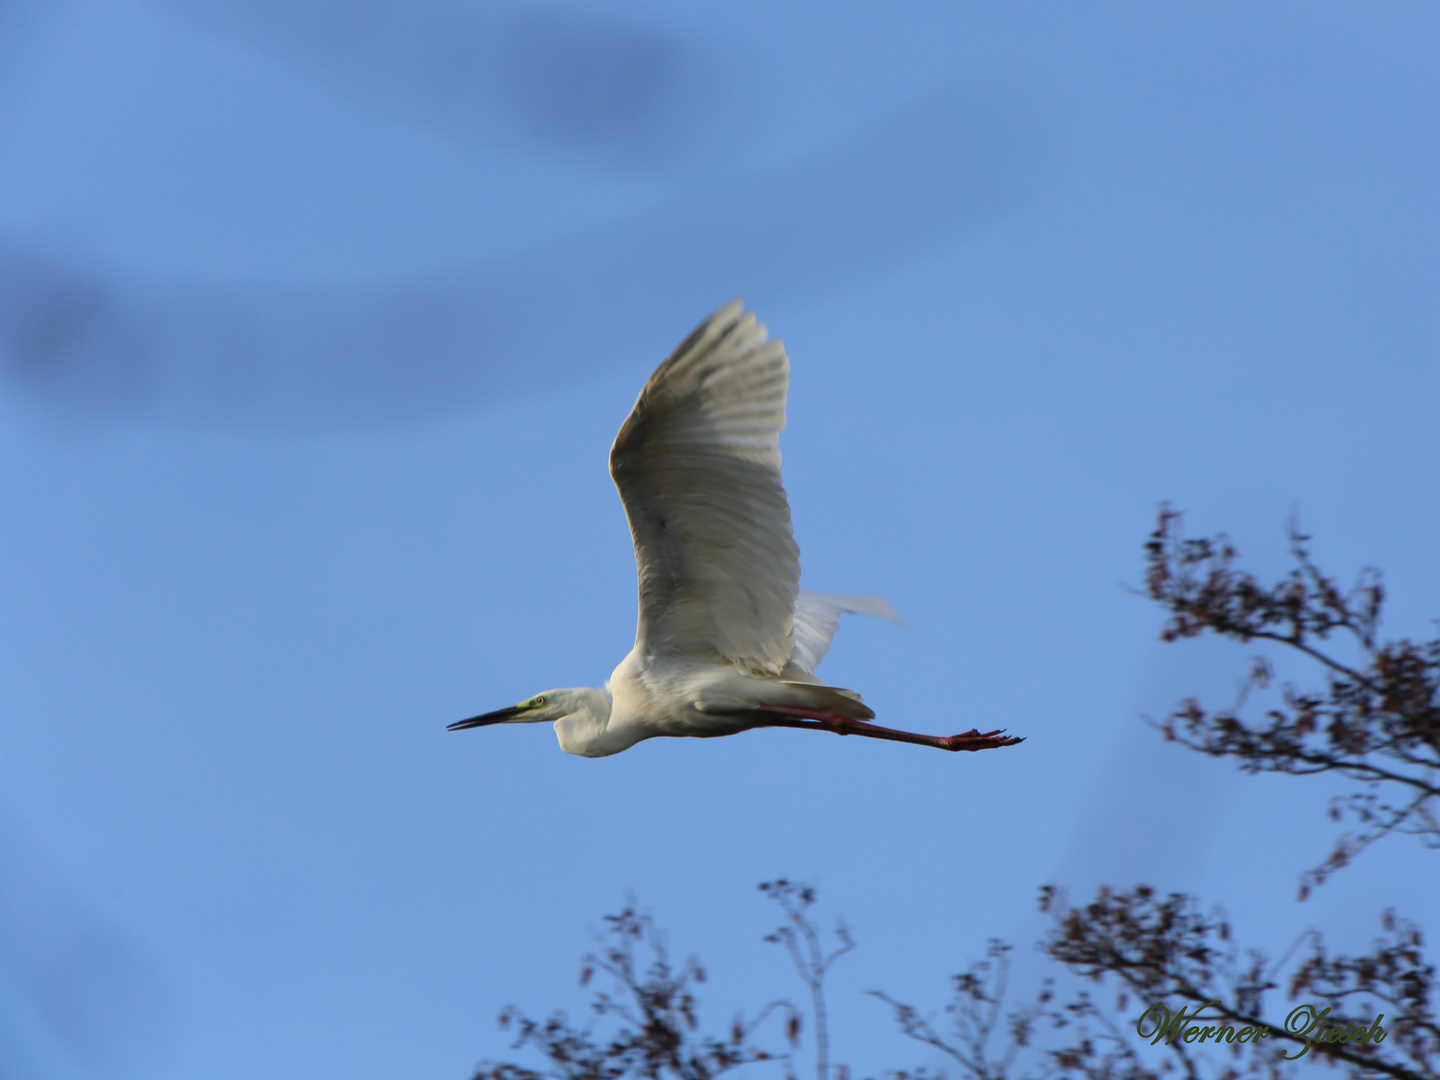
(448, 690, 576, 731)
(449, 687, 623, 756)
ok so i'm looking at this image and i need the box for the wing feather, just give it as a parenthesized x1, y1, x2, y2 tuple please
(790, 591, 902, 676)
(610, 301, 799, 671)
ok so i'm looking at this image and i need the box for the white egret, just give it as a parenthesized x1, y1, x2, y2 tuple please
(451, 301, 1023, 757)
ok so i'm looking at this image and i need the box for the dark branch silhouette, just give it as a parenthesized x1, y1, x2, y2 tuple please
(862, 512, 1438, 1080)
(1041, 886, 1434, 1080)
(870, 941, 1068, 1080)
(1143, 506, 1439, 896)
(468, 904, 797, 1080)
(760, 880, 856, 1080)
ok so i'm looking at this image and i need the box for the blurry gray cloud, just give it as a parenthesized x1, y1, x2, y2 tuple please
(0, 86, 1060, 426)
(159, 0, 732, 172)
(0, 810, 170, 1078)
(1058, 637, 1254, 891)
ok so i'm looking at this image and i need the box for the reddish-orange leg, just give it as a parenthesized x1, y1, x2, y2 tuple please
(757, 705, 1023, 753)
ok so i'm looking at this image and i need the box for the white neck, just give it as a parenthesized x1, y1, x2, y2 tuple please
(552, 688, 639, 758)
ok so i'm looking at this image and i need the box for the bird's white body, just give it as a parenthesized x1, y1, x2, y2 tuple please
(452, 302, 1019, 757)
(551, 642, 878, 757)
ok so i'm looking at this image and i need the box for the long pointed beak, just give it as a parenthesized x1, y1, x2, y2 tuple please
(448, 705, 527, 731)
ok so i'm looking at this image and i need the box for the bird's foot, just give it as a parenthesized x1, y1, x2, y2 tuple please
(940, 728, 1025, 752)
(758, 705, 1024, 754)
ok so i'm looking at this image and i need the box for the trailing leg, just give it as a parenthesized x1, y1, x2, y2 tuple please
(758, 705, 1023, 753)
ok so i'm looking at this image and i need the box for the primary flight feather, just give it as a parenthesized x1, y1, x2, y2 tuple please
(451, 301, 1022, 757)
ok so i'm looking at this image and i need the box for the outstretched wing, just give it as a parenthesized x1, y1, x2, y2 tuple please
(790, 591, 902, 676)
(610, 301, 799, 672)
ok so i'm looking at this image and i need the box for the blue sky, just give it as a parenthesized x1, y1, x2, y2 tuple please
(0, 3, 1436, 1078)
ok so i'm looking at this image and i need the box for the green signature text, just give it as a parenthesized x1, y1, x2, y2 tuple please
(1136, 1000, 1388, 1059)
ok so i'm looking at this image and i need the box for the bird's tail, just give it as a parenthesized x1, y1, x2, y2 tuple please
(775, 680, 875, 720)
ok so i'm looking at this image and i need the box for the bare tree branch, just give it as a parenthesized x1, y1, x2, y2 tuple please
(470, 904, 797, 1080)
(1040, 886, 1436, 1080)
(1144, 506, 1440, 894)
(761, 879, 856, 1080)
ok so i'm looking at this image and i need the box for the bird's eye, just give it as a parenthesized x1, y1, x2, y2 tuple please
(534, 696, 546, 706)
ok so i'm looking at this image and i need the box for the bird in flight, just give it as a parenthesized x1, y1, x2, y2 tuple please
(450, 301, 1022, 757)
